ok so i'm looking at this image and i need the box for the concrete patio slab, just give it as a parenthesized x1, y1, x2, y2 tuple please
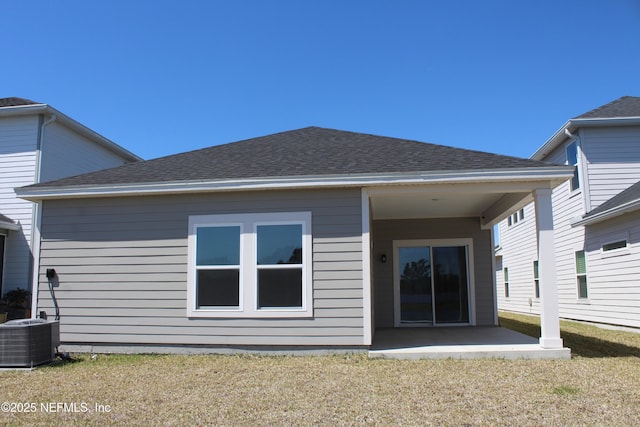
(369, 327, 571, 360)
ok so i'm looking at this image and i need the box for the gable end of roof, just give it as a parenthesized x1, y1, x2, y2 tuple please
(532, 96, 640, 161)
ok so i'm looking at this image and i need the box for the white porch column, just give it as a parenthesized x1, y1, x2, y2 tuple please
(533, 188, 563, 349)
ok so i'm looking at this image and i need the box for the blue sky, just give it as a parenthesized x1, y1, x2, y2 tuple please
(3, 1, 639, 160)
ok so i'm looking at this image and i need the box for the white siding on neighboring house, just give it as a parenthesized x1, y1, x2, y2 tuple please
(497, 139, 587, 320)
(0, 115, 39, 294)
(582, 213, 640, 328)
(581, 125, 640, 211)
(36, 189, 366, 349)
(498, 124, 640, 328)
(39, 121, 129, 182)
(0, 112, 137, 297)
(496, 203, 538, 313)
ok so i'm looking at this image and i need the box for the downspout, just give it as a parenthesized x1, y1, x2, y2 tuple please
(564, 128, 577, 141)
(30, 114, 57, 318)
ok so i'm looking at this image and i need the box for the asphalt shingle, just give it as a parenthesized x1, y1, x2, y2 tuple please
(583, 180, 640, 219)
(0, 213, 15, 224)
(25, 126, 557, 189)
(574, 96, 640, 119)
(0, 97, 39, 107)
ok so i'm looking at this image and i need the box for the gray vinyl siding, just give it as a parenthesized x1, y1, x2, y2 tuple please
(372, 217, 495, 327)
(36, 189, 365, 347)
(581, 126, 640, 211)
(0, 115, 39, 294)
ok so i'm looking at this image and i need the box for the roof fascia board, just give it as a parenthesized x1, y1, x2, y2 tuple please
(0, 220, 20, 231)
(531, 120, 572, 161)
(0, 103, 141, 162)
(16, 166, 574, 201)
(572, 198, 640, 227)
(532, 117, 640, 161)
(571, 117, 640, 127)
(0, 103, 48, 117)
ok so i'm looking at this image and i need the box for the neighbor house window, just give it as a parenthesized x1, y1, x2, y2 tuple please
(533, 261, 540, 299)
(187, 212, 312, 318)
(507, 209, 525, 227)
(575, 250, 588, 299)
(566, 142, 580, 191)
(602, 240, 628, 252)
(503, 267, 510, 298)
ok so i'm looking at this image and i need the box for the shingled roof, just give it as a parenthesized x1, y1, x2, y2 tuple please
(581, 180, 640, 222)
(26, 127, 556, 189)
(532, 96, 640, 161)
(0, 213, 18, 231)
(0, 213, 15, 224)
(0, 97, 40, 107)
(574, 96, 640, 119)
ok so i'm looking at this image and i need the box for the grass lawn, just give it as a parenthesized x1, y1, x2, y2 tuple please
(1, 312, 639, 426)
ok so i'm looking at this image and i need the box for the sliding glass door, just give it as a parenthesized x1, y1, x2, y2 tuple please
(397, 246, 433, 323)
(395, 240, 471, 326)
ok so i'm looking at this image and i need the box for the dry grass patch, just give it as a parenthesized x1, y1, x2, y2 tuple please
(499, 310, 640, 358)
(1, 314, 639, 426)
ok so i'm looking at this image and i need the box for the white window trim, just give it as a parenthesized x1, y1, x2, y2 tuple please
(507, 209, 526, 228)
(533, 260, 540, 300)
(503, 267, 510, 299)
(575, 249, 589, 301)
(601, 235, 630, 258)
(187, 212, 313, 318)
(566, 141, 582, 195)
(392, 238, 476, 327)
(192, 221, 245, 312)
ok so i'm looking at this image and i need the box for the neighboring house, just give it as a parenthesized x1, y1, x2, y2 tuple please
(17, 127, 573, 352)
(496, 96, 640, 328)
(0, 97, 140, 303)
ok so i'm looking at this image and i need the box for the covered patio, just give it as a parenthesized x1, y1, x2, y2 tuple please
(369, 327, 571, 359)
(362, 176, 573, 359)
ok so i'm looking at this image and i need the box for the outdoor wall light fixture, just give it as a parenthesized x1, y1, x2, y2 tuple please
(380, 254, 387, 263)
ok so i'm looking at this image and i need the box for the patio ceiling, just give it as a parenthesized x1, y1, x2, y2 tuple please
(367, 181, 544, 226)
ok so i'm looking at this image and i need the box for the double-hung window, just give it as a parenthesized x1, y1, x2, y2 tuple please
(575, 250, 588, 299)
(195, 225, 242, 308)
(256, 223, 304, 309)
(533, 260, 540, 299)
(503, 267, 510, 298)
(187, 212, 312, 318)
